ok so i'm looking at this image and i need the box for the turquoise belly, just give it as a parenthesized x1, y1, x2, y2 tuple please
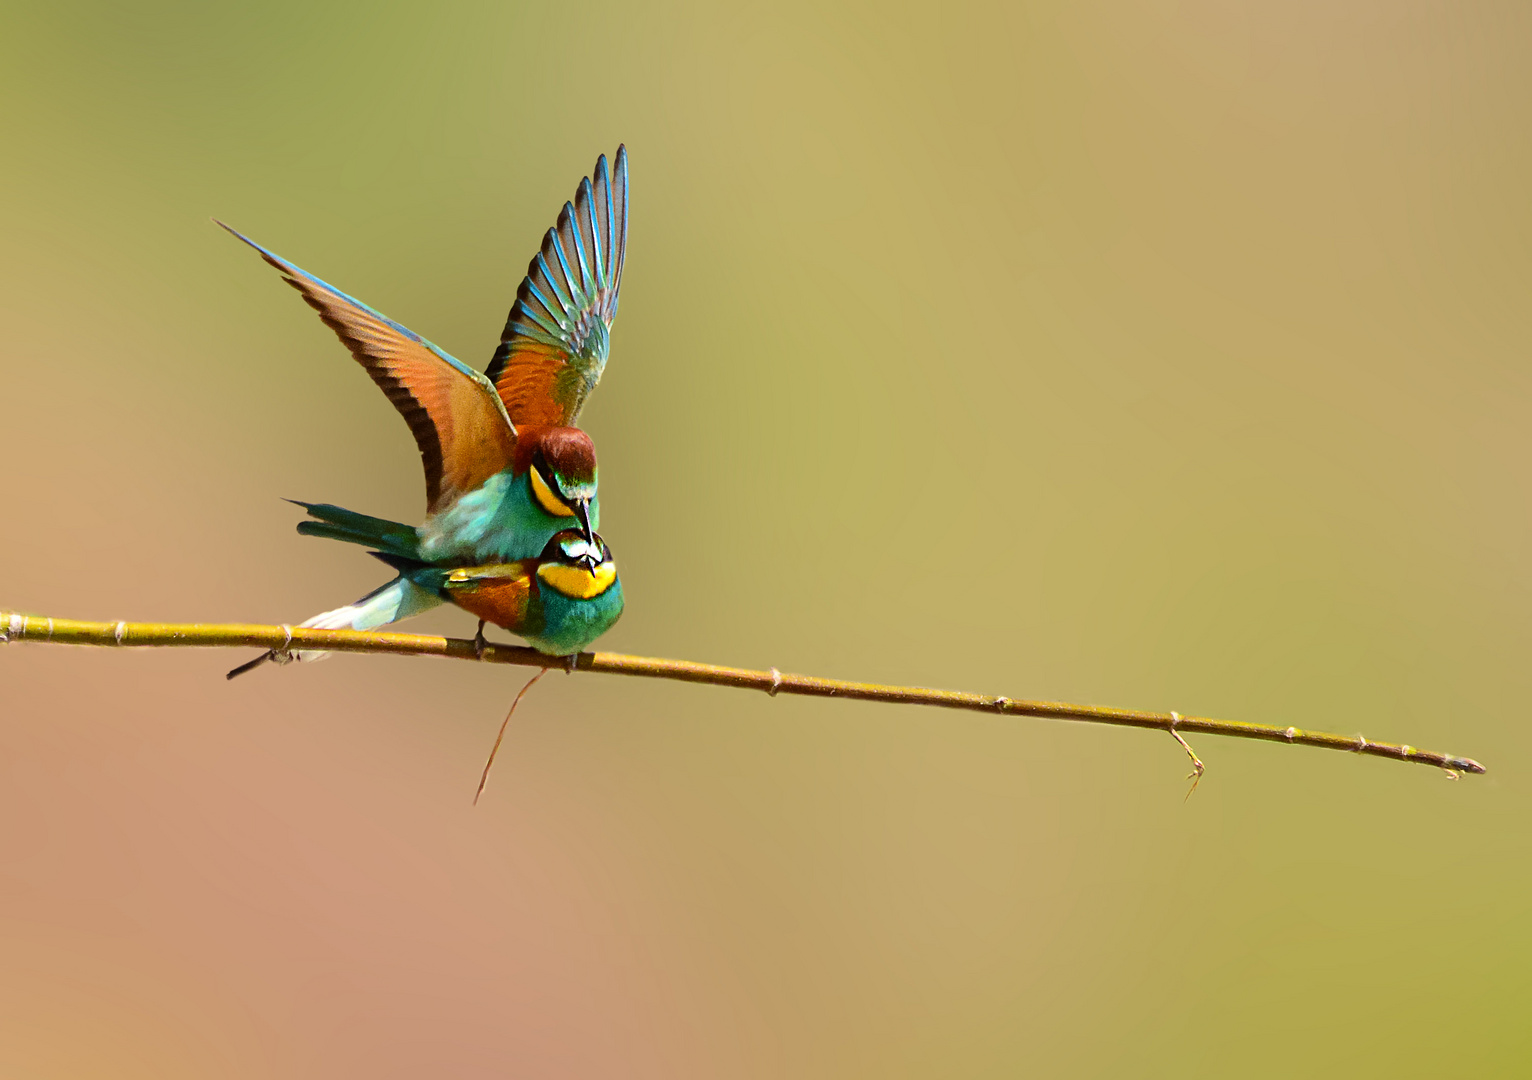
(524, 579, 625, 655)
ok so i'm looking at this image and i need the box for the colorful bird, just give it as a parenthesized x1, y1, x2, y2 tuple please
(379, 529, 624, 658)
(222, 147, 629, 675)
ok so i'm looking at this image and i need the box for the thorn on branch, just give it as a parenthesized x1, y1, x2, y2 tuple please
(1168, 711, 1205, 800)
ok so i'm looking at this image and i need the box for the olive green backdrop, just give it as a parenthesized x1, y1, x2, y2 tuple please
(2, 2, 1527, 1076)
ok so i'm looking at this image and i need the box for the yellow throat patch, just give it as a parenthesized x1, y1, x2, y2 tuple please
(537, 560, 617, 600)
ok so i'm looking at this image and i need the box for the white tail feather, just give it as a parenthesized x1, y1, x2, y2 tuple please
(288, 577, 443, 662)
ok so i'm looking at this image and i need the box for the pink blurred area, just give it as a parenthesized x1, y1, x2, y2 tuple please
(0, 616, 737, 1077)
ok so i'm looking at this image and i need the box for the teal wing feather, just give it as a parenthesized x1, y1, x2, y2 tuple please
(485, 146, 628, 428)
(290, 500, 421, 560)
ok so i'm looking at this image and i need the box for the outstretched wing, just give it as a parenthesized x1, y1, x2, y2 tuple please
(486, 146, 629, 428)
(220, 222, 518, 514)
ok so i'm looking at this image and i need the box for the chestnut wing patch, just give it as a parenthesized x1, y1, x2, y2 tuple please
(444, 562, 538, 633)
(221, 222, 516, 513)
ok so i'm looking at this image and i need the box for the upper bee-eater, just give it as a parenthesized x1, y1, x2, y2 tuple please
(222, 147, 629, 675)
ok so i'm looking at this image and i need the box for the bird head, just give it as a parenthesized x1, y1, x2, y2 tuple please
(536, 529, 618, 600)
(518, 426, 599, 543)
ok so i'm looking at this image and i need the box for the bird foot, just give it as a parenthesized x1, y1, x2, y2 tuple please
(564, 652, 580, 674)
(473, 620, 489, 660)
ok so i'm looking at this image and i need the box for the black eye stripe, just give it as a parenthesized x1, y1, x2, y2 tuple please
(552, 535, 612, 565)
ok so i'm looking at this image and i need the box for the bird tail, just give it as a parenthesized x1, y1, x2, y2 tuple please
(368, 550, 452, 594)
(225, 574, 443, 679)
(288, 500, 421, 560)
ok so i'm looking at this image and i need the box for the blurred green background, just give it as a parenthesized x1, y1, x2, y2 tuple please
(2, 1, 1528, 1076)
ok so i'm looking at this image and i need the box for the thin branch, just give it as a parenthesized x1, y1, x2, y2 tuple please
(0, 611, 1486, 777)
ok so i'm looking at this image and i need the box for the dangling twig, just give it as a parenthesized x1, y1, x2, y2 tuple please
(475, 668, 547, 805)
(0, 611, 1487, 779)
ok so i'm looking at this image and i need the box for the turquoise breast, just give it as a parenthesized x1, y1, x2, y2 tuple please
(417, 470, 602, 564)
(524, 577, 625, 655)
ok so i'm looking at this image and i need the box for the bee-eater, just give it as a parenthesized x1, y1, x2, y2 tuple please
(223, 147, 629, 675)
(378, 529, 623, 657)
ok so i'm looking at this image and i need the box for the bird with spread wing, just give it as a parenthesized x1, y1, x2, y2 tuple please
(224, 148, 630, 675)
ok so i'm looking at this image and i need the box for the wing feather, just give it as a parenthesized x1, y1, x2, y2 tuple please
(486, 146, 629, 428)
(219, 222, 517, 513)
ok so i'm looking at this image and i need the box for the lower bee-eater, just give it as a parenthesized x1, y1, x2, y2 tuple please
(381, 529, 623, 657)
(226, 529, 623, 678)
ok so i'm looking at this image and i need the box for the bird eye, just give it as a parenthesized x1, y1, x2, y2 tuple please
(529, 467, 576, 518)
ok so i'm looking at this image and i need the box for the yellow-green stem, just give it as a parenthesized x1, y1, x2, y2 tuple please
(0, 611, 1485, 776)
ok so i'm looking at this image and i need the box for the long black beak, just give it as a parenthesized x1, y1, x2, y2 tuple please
(572, 498, 596, 545)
